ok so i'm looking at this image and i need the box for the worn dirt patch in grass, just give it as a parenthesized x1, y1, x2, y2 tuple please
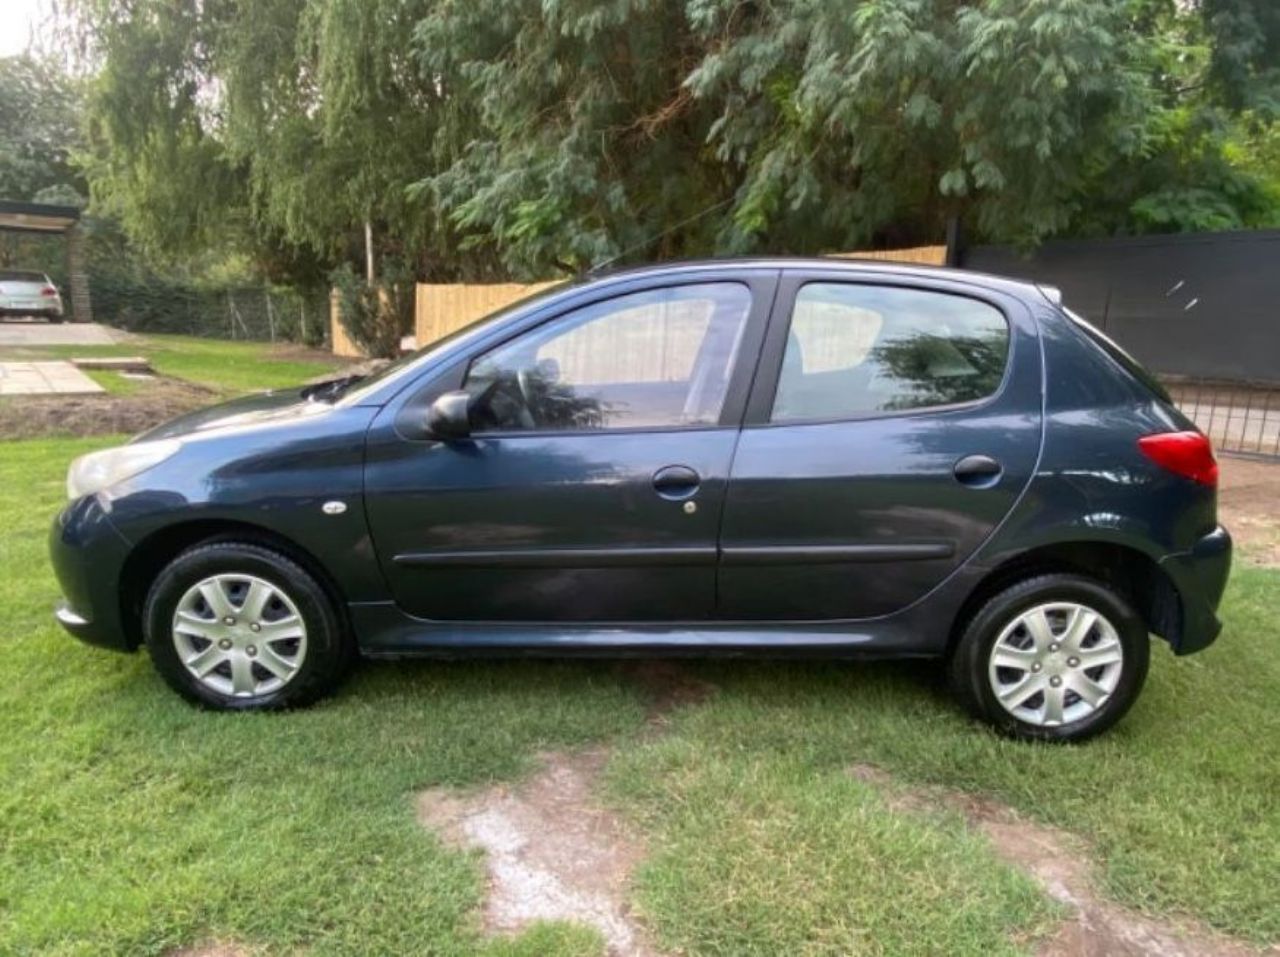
(413, 663, 715, 955)
(167, 941, 255, 957)
(0, 376, 214, 439)
(1218, 456, 1280, 568)
(619, 659, 717, 725)
(271, 341, 359, 366)
(417, 748, 660, 957)
(848, 764, 1272, 957)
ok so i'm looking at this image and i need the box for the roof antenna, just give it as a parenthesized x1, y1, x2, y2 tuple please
(586, 196, 735, 277)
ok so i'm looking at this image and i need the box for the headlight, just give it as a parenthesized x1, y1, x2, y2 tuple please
(66, 440, 182, 500)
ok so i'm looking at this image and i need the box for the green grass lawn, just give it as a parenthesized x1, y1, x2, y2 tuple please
(2, 332, 342, 394)
(1, 343, 1276, 954)
(608, 568, 1280, 950)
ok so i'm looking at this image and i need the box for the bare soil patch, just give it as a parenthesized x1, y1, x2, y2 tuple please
(0, 376, 214, 439)
(1218, 456, 1280, 567)
(166, 942, 254, 957)
(414, 662, 711, 954)
(619, 659, 717, 724)
(848, 764, 1273, 957)
(269, 341, 359, 366)
(417, 749, 660, 956)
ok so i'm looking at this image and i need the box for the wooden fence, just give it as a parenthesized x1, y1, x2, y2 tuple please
(828, 245, 946, 266)
(330, 289, 364, 358)
(415, 281, 563, 347)
(330, 246, 948, 357)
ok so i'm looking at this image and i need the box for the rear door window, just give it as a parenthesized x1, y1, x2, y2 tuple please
(772, 283, 1010, 422)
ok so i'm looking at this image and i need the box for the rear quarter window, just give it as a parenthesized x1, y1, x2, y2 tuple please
(1063, 308, 1171, 403)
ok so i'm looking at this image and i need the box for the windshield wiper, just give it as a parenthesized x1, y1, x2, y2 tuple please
(300, 374, 366, 402)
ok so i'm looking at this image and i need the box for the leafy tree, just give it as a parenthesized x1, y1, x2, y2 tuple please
(1199, 0, 1280, 114)
(67, 0, 450, 288)
(413, 0, 1278, 269)
(1071, 0, 1279, 236)
(61, 0, 1280, 287)
(0, 53, 86, 202)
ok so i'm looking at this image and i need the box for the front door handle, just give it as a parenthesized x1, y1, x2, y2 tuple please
(953, 454, 1002, 487)
(652, 465, 701, 500)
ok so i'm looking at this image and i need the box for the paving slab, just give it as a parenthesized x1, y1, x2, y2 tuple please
(0, 321, 120, 346)
(71, 355, 152, 373)
(0, 361, 105, 395)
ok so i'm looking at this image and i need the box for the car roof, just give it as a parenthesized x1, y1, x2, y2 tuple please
(584, 256, 1048, 303)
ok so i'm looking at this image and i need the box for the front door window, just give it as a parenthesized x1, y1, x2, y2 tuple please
(463, 282, 752, 432)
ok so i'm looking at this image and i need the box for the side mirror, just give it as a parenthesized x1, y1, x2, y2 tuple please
(425, 390, 472, 440)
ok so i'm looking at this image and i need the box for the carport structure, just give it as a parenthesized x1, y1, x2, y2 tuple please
(0, 200, 92, 323)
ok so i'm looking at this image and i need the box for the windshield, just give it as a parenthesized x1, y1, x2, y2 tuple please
(334, 280, 569, 404)
(0, 270, 47, 282)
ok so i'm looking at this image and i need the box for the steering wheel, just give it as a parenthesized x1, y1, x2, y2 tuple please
(475, 371, 536, 430)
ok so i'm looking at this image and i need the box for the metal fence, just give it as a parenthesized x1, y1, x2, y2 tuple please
(963, 229, 1280, 386)
(1166, 378, 1280, 459)
(99, 281, 330, 346)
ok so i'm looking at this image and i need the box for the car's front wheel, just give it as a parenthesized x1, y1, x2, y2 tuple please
(143, 541, 353, 710)
(948, 573, 1149, 742)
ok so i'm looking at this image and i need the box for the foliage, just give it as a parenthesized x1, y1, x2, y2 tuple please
(57, 0, 1280, 283)
(66, 0, 448, 287)
(331, 260, 414, 359)
(0, 53, 85, 203)
(1199, 0, 1280, 114)
(0, 53, 87, 273)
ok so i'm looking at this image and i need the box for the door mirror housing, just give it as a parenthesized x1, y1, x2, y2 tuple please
(425, 390, 472, 440)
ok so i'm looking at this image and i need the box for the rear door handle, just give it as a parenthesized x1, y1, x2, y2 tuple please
(652, 465, 701, 500)
(953, 454, 1002, 487)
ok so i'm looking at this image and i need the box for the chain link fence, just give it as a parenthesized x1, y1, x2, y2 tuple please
(93, 276, 330, 347)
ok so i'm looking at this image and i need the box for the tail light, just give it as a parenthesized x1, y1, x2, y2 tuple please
(1138, 431, 1218, 487)
(40, 286, 58, 297)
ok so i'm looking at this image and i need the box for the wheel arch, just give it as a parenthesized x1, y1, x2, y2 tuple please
(118, 519, 351, 650)
(948, 540, 1182, 657)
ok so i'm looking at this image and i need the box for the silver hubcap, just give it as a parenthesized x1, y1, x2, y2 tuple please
(172, 574, 307, 698)
(988, 601, 1124, 728)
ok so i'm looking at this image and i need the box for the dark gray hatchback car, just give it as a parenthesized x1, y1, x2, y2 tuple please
(50, 259, 1231, 740)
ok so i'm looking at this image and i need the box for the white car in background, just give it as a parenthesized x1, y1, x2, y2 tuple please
(0, 270, 64, 322)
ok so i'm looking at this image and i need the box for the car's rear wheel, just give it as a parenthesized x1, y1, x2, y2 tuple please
(143, 541, 353, 710)
(948, 573, 1149, 742)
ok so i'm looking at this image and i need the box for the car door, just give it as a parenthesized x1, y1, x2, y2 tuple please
(718, 270, 1042, 620)
(364, 272, 776, 622)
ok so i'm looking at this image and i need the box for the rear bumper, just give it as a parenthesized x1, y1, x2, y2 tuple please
(0, 309, 62, 319)
(1160, 525, 1232, 655)
(48, 496, 135, 651)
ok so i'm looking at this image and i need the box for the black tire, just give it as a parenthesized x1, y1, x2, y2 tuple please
(948, 573, 1149, 742)
(143, 541, 354, 710)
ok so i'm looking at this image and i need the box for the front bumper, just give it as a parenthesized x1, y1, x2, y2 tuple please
(48, 495, 135, 651)
(1159, 524, 1232, 655)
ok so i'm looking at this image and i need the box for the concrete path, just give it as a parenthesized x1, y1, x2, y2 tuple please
(0, 361, 104, 395)
(0, 321, 120, 346)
